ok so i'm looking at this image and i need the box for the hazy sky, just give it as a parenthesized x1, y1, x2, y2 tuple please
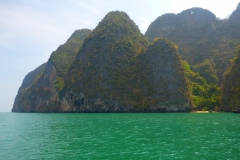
(0, 0, 239, 112)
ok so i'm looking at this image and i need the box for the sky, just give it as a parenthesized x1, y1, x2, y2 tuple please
(0, 0, 239, 112)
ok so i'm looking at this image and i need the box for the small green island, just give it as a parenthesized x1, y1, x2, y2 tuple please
(12, 3, 240, 113)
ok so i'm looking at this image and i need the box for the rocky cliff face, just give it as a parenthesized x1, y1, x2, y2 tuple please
(12, 29, 91, 112)
(14, 61, 60, 112)
(12, 63, 46, 112)
(145, 38, 192, 112)
(12, 12, 192, 113)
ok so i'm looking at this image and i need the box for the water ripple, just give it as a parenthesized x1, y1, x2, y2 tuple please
(0, 113, 240, 159)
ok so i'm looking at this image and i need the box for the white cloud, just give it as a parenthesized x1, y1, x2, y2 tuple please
(138, 17, 151, 34)
(70, 0, 103, 15)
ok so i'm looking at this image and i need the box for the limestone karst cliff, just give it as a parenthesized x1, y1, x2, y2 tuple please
(12, 11, 192, 112)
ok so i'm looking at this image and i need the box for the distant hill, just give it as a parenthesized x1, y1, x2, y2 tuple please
(145, 3, 240, 111)
(145, 4, 240, 84)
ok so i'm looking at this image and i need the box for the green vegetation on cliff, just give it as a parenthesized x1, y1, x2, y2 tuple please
(221, 45, 240, 111)
(50, 29, 91, 93)
(192, 59, 218, 84)
(50, 29, 92, 77)
(181, 61, 220, 111)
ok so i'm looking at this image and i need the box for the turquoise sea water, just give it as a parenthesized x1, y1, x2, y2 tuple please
(0, 112, 239, 159)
